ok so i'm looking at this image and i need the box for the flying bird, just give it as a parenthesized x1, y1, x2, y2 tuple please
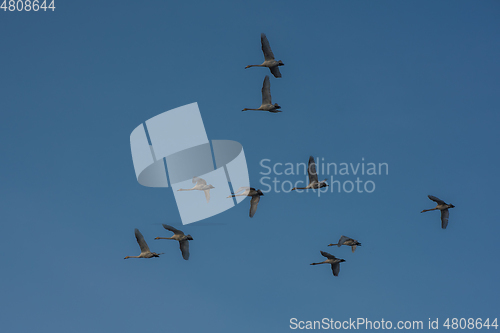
(245, 33, 284, 78)
(154, 224, 193, 260)
(421, 195, 455, 229)
(242, 75, 281, 113)
(328, 236, 361, 253)
(124, 229, 162, 259)
(292, 156, 329, 190)
(227, 186, 264, 217)
(177, 177, 215, 203)
(310, 251, 346, 277)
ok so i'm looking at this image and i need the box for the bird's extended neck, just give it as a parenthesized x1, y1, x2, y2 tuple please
(245, 64, 264, 69)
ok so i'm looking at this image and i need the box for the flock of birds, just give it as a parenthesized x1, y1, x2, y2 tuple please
(125, 33, 456, 278)
(125, 224, 192, 260)
(243, 33, 284, 113)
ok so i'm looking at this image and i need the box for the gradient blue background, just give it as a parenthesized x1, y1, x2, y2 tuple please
(1, 1, 499, 332)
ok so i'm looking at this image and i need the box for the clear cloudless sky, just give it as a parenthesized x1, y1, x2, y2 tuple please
(1, 1, 499, 332)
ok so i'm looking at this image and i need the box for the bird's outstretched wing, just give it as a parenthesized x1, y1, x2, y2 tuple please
(233, 186, 250, 195)
(193, 177, 207, 186)
(441, 209, 449, 229)
(261, 33, 275, 61)
(338, 235, 350, 247)
(249, 195, 261, 218)
(331, 263, 341, 276)
(204, 189, 211, 203)
(351, 245, 357, 253)
(308, 156, 319, 184)
(320, 251, 336, 259)
(179, 240, 190, 260)
(134, 229, 151, 254)
(428, 195, 445, 205)
(162, 224, 185, 236)
(261, 75, 272, 105)
(269, 66, 282, 78)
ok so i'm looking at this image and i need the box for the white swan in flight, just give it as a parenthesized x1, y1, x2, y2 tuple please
(310, 251, 346, 277)
(245, 33, 284, 78)
(154, 224, 193, 260)
(292, 156, 328, 190)
(328, 236, 362, 253)
(177, 177, 215, 203)
(242, 75, 281, 113)
(227, 186, 264, 217)
(421, 195, 455, 229)
(124, 229, 162, 259)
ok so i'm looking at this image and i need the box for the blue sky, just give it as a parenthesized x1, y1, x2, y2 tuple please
(1, 1, 499, 332)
